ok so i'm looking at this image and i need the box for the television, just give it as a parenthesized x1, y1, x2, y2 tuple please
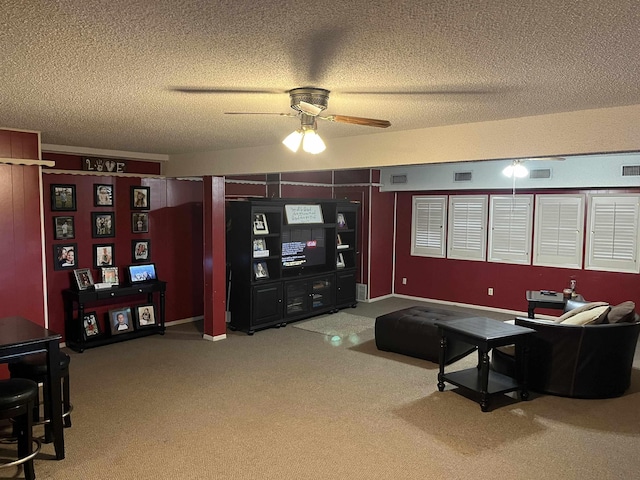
(281, 228, 326, 270)
(127, 263, 157, 284)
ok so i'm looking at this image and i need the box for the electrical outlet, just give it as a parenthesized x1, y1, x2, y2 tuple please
(402, 277, 407, 285)
(488, 287, 494, 296)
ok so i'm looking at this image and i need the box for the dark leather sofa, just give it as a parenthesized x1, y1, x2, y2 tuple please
(492, 303, 640, 399)
(375, 306, 476, 365)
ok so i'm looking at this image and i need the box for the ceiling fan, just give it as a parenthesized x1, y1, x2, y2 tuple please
(221, 87, 391, 154)
(503, 156, 566, 195)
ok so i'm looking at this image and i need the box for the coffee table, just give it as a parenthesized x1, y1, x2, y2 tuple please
(435, 317, 534, 412)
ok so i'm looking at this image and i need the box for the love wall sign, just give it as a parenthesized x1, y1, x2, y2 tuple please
(82, 157, 126, 173)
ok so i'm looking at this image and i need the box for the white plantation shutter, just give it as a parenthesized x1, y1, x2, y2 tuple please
(533, 195, 585, 268)
(447, 195, 487, 261)
(488, 195, 533, 264)
(411, 196, 446, 257)
(586, 195, 640, 273)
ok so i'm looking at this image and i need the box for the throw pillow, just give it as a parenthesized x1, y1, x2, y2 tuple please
(606, 301, 636, 323)
(555, 301, 609, 323)
(561, 305, 610, 325)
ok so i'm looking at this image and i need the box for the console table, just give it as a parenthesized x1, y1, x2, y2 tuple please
(63, 281, 166, 352)
(435, 317, 534, 412)
(526, 290, 584, 318)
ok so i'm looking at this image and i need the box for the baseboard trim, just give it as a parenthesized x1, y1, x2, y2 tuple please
(203, 333, 227, 342)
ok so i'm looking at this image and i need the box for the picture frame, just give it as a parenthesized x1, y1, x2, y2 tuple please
(127, 263, 157, 284)
(94, 184, 114, 207)
(132, 212, 149, 233)
(109, 307, 133, 335)
(134, 304, 157, 328)
(94, 243, 115, 267)
(101, 266, 119, 285)
(284, 204, 324, 224)
(337, 233, 348, 249)
(51, 184, 77, 211)
(254, 261, 269, 279)
(131, 186, 150, 210)
(73, 268, 94, 290)
(131, 239, 151, 262)
(337, 213, 348, 229)
(337, 253, 346, 268)
(253, 238, 269, 258)
(53, 243, 77, 271)
(253, 213, 269, 235)
(92, 212, 115, 238)
(82, 311, 102, 340)
(53, 216, 75, 240)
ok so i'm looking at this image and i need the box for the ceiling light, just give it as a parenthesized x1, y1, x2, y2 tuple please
(301, 130, 326, 154)
(502, 162, 529, 178)
(282, 130, 303, 152)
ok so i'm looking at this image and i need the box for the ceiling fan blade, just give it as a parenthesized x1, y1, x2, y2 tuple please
(298, 101, 323, 116)
(320, 115, 391, 128)
(527, 156, 566, 161)
(171, 87, 286, 94)
(224, 112, 297, 118)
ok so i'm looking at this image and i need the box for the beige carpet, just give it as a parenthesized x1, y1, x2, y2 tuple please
(292, 311, 375, 338)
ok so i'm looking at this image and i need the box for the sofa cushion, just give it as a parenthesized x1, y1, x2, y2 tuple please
(606, 301, 636, 323)
(561, 305, 610, 325)
(555, 301, 609, 323)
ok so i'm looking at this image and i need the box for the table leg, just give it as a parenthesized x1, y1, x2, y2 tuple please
(518, 341, 531, 401)
(479, 348, 490, 412)
(527, 302, 535, 318)
(437, 335, 446, 392)
(46, 339, 65, 460)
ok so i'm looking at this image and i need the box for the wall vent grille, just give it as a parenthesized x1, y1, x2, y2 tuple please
(529, 168, 552, 179)
(356, 283, 368, 302)
(454, 171, 472, 182)
(390, 174, 407, 184)
(622, 165, 640, 176)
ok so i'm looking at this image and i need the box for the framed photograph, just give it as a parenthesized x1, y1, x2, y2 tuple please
(53, 216, 75, 240)
(337, 233, 348, 249)
(92, 212, 115, 238)
(94, 184, 114, 207)
(94, 243, 115, 267)
(131, 186, 150, 210)
(82, 311, 102, 340)
(337, 213, 348, 229)
(132, 212, 149, 233)
(253, 238, 269, 258)
(284, 204, 324, 224)
(101, 266, 119, 285)
(109, 307, 133, 335)
(127, 263, 157, 284)
(73, 268, 94, 290)
(134, 304, 157, 328)
(53, 243, 77, 270)
(337, 253, 346, 268)
(51, 184, 76, 211)
(253, 213, 269, 235)
(132, 240, 151, 262)
(254, 261, 269, 279)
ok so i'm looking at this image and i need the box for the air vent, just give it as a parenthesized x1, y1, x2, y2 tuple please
(390, 174, 407, 184)
(622, 165, 640, 176)
(454, 171, 472, 182)
(356, 283, 367, 302)
(529, 168, 551, 179)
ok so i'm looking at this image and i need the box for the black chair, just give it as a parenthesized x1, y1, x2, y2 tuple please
(0, 378, 41, 480)
(9, 352, 72, 443)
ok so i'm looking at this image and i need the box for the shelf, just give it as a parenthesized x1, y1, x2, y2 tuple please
(442, 367, 519, 395)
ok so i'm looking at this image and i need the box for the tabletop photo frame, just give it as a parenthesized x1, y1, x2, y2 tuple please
(73, 268, 94, 290)
(82, 311, 102, 340)
(101, 266, 119, 285)
(109, 307, 133, 335)
(253, 213, 269, 235)
(135, 304, 157, 328)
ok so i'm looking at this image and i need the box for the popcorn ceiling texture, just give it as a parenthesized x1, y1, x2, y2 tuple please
(2, 1, 640, 155)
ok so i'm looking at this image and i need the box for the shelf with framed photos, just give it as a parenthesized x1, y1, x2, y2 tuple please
(226, 198, 359, 334)
(62, 280, 166, 352)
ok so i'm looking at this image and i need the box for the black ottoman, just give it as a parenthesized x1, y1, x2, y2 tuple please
(375, 306, 476, 364)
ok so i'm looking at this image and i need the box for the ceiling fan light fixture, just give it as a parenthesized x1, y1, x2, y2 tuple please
(301, 130, 326, 154)
(282, 130, 303, 152)
(502, 163, 529, 178)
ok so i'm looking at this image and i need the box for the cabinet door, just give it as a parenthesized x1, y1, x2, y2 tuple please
(284, 280, 309, 317)
(252, 283, 283, 326)
(336, 270, 357, 307)
(310, 275, 334, 312)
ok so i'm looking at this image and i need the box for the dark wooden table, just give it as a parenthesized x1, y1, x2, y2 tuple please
(526, 290, 584, 318)
(0, 316, 65, 460)
(435, 317, 534, 412)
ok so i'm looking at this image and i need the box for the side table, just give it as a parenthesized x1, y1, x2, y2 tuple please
(526, 290, 584, 318)
(435, 317, 534, 412)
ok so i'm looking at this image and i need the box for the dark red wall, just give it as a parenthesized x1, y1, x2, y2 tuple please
(393, 189, 640, 312)
(43, 174, 203, 338)
(0, 130, 39, 159)
(368, 187, 395, 298)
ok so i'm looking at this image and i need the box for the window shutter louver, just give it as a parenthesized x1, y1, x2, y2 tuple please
(533, 195, 584, 268)
(488, 195, 533, 264)
(447, 196, 487, 261)
(411, 196, 446, 257)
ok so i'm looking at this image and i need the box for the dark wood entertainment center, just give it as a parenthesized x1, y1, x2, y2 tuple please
(226, 198, 359, 334)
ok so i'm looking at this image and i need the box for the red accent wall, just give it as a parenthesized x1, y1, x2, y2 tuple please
(369, 188, 395, 298)
(0, 130, 39, 159)
(43, 174, 204, 338)
(393, 190, 640, 312)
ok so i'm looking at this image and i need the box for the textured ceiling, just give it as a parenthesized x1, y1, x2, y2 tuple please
(2, 1, 640, 156)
